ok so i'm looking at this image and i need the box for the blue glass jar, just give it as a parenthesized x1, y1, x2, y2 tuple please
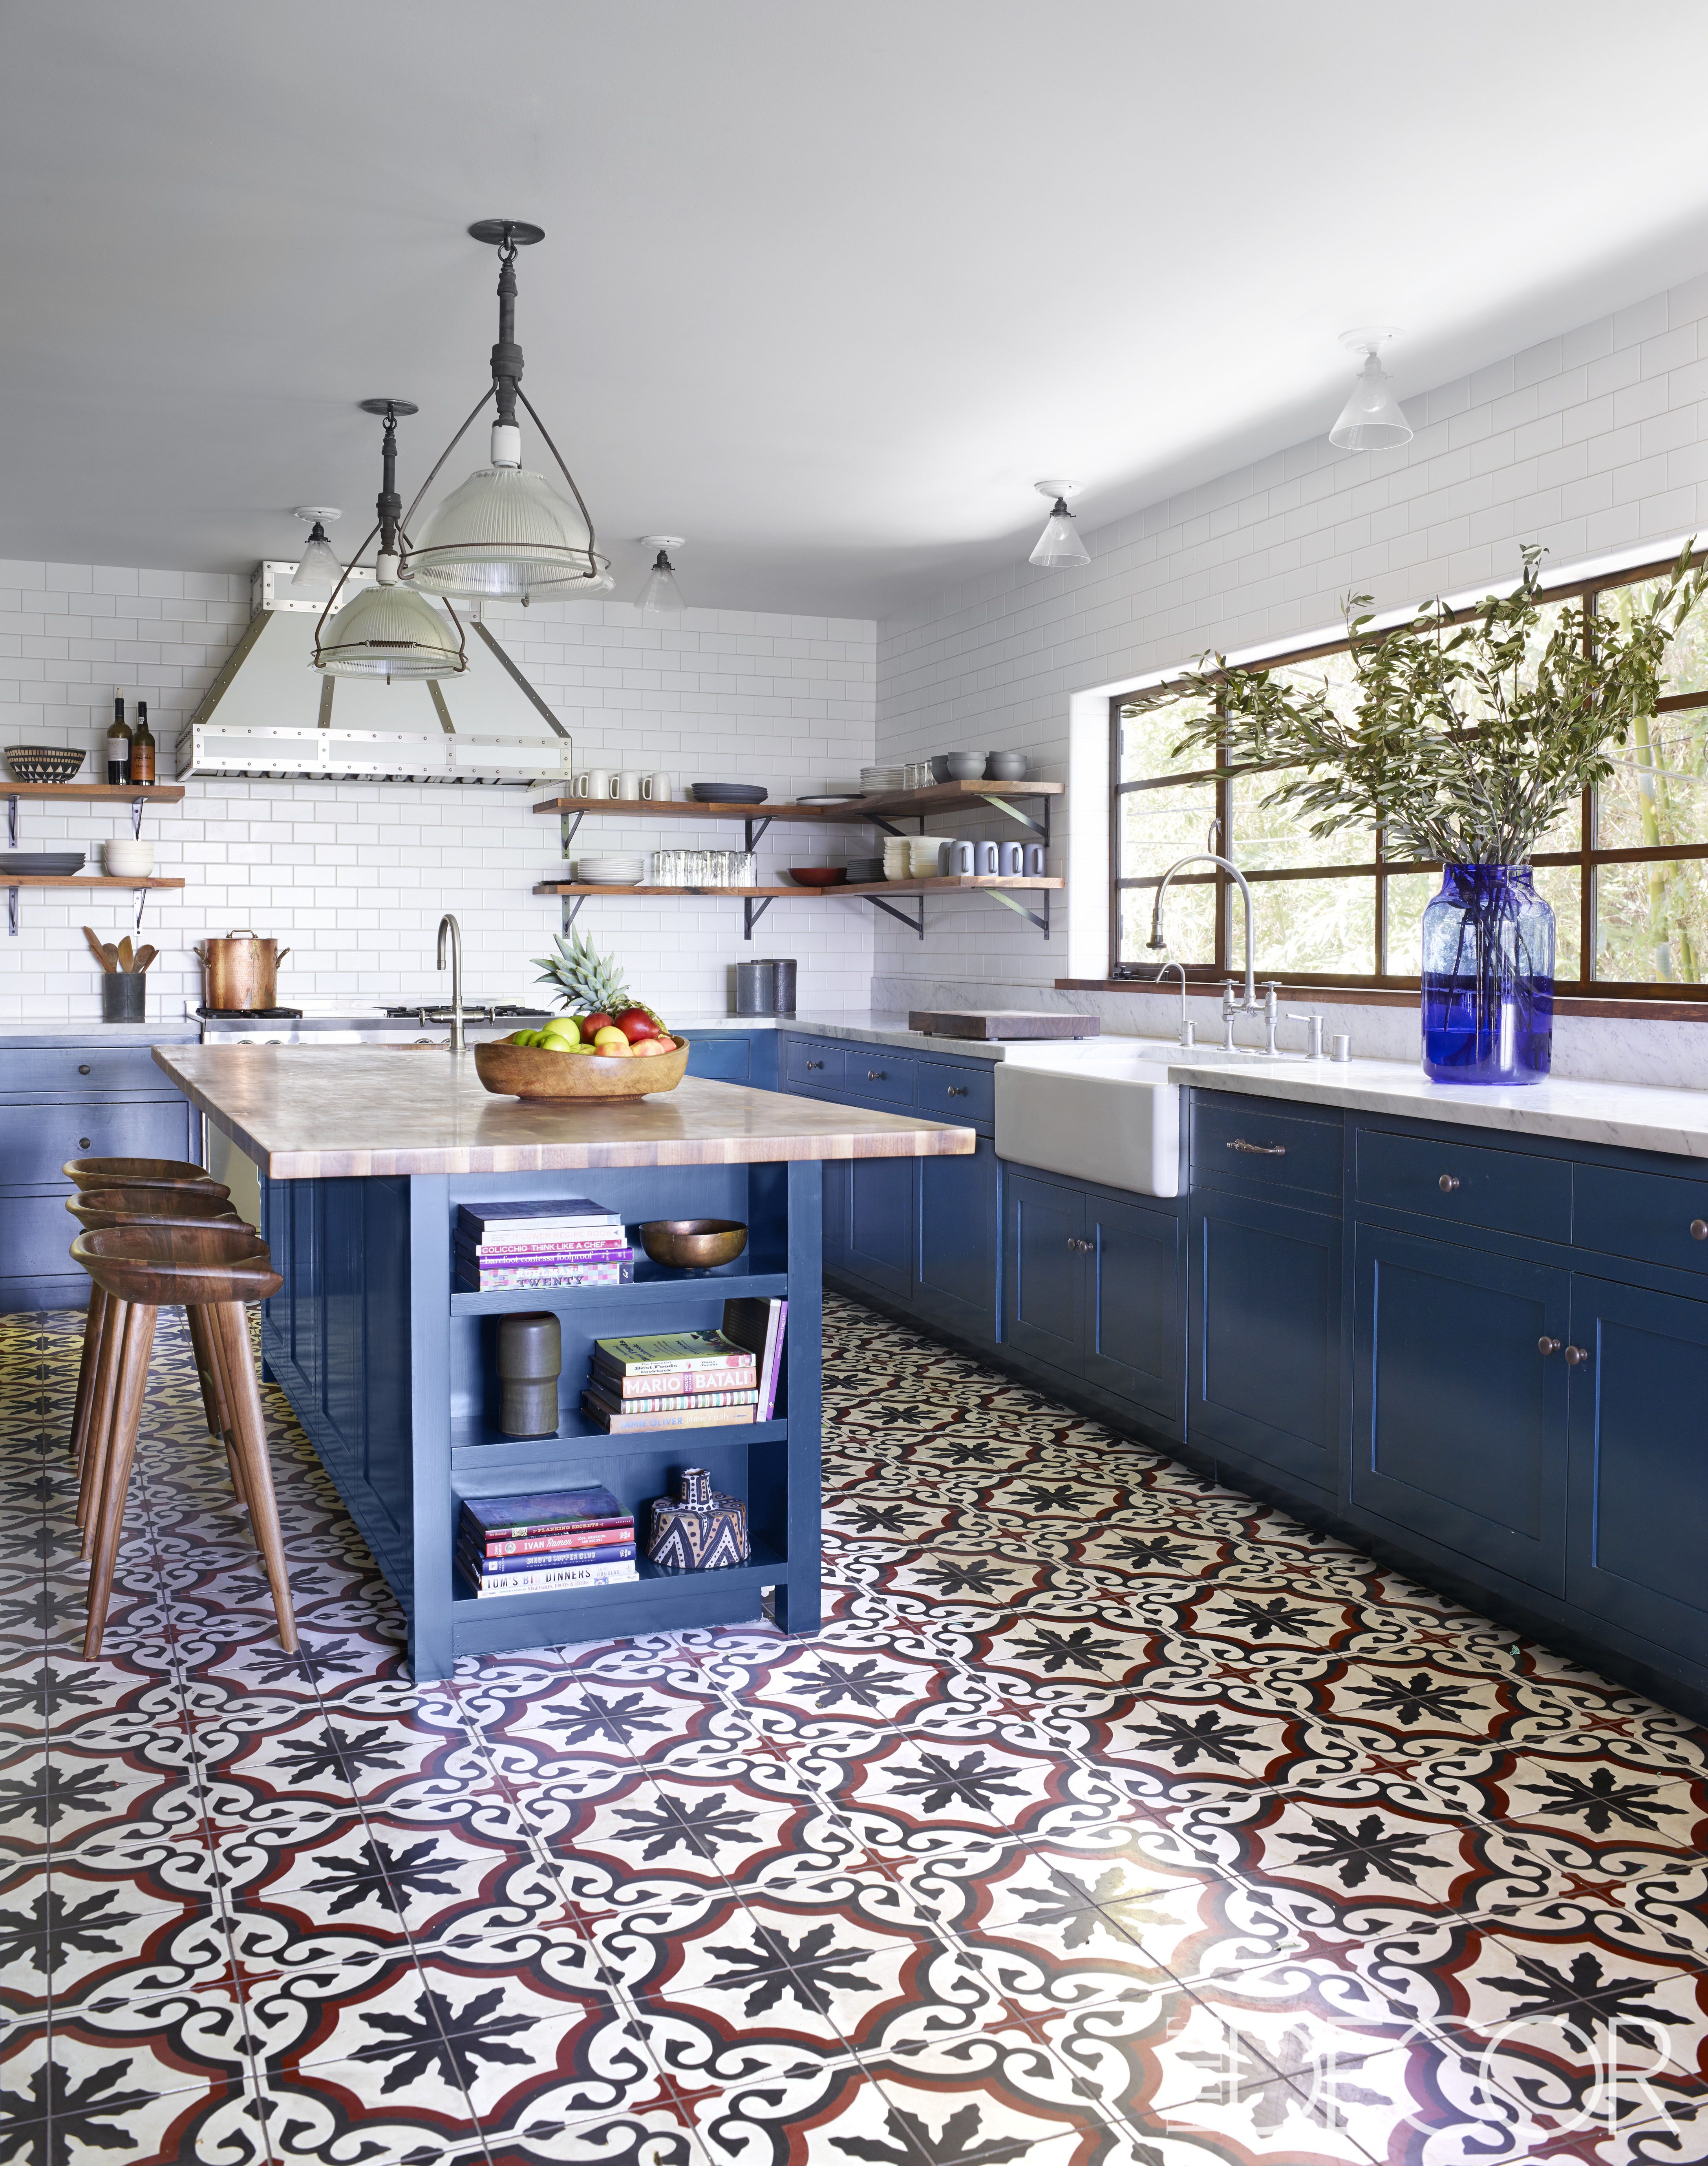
(1420, 864, 1554, 1084)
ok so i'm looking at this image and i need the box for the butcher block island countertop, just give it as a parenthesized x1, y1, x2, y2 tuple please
(151, 1044, 976, 1179)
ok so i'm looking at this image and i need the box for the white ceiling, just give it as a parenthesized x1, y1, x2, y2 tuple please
(8, 1, 1708, 618)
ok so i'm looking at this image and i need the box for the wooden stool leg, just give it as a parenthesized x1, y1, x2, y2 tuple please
(192, 1302, 254, 1534)
(84, 1303, 157, 1658)
(211, 1302, 297, 1654)
(69, 1284, 108, 1466)
(77, 1294, 128, 1554)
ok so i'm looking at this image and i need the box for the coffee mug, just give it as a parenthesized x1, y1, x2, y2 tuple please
(649, 772, 674, 802)
(998, 841, 1023, 877)
(618, 770, 644, 801)
(975, 840, 999, 876)
(574, 769, 615, 799)
(1023, 843, 1046, 877)
(940, 840, 975, 875)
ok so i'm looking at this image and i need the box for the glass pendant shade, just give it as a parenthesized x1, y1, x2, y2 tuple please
(636, 550, 684, 614)
(1329, 353, 1412, 451)
(290, 527, 341, 594)
(1029, 499, 1090, 569)
(403, 465, 613, 598)
(316, 576, 465, 679)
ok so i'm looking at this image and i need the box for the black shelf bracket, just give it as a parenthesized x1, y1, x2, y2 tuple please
(558, 809, 586, 857)
(744, 814, 774, 851)
(5, 798, 15, 850)
(6, 886, 15, 938)
(744, 895, 774, 939)
(865, 894, 926, 939)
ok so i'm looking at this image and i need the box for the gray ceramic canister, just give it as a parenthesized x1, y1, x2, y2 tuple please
(496, 1311, 562, 1437)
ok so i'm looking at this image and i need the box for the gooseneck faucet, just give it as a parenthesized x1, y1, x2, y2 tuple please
(437, 913, 466, 1054)
(1151, 960, 1193, 1047)
(1149, 853, 1269, 1051)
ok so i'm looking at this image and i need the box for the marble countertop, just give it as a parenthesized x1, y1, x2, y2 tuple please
(152, 1046, 977, 1180)
(0, 1024, 197, 1046)
(1163, 1052, 1708, 1158)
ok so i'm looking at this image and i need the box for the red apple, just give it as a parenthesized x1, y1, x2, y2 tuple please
(582, 1012, 613, 1036)
(615, 1006, 657, 1042)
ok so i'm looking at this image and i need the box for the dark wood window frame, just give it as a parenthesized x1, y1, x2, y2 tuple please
(1096, 550, 1708, 1013)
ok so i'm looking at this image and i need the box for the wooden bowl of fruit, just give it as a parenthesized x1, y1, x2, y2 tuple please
(474, 1008, 689, 1102)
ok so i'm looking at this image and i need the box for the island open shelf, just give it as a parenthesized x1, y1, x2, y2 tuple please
(152, 1048, 974, 1680)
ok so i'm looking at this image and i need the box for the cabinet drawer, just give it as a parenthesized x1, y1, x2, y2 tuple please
(1574, 1161, 1708, 1278)
(1191, 1092, 1342, 1200)
(0, 1046, 179, 1097)
(0, 1096, 192, 1190)
(685, 1035, 750, 1084)
(844, 1053, 914, 1107)
(917, 1060, 995, 1131)
(785, 1038, 843, 1089)
(1356, 1126, 1571, 1244)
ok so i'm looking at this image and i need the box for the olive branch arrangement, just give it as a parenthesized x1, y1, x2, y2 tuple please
(1169, 540, 1707, 867)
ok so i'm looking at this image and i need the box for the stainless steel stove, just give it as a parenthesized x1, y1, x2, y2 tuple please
(193, 1002, 554, 1047)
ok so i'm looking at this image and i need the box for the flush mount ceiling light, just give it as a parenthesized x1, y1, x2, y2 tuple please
(313, 401, 467, 680)
(1028, 479, 1090, 569)
(289, 507, 342, 595)
(1329, 328, 1413, 452)
(399, 219, 613, 602)
(635, 537, 686, 615)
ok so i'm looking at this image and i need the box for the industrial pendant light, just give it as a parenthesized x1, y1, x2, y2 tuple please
(400, 220, 613, 601)
(290, 508, 342, 594)
(1329, 329, 1412, 451)
(313, 402, 467, 680)
(1028, 479, 1090, 569)
(635, 536, 686, 614)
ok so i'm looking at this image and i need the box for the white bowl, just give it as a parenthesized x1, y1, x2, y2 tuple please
(103, 841, 155, 876)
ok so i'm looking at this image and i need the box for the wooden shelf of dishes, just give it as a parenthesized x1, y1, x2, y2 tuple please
(533, 779, 1062, 824)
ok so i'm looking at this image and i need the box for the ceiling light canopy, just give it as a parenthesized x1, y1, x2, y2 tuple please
(1028, 479, 1090, 570)
(1329, 328, 1413, 452)
(400, 220, 613, 601)
(636, 537, 686, 615)
(289, 507, 342, 594)
(313, 402, 466, 681)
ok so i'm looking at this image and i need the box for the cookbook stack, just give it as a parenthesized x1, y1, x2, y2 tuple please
(455, 1198, 633, 1293)
(581, 1298, 787, 1434)
(455, 1485, 638, 1597)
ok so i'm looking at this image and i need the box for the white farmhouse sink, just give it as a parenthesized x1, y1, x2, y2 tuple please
(994, 1040, 1185, 1197)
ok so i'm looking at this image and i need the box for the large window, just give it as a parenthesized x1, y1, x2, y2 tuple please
(1110, 555, 1708, 996)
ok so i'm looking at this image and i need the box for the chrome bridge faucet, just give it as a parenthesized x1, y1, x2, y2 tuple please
(1148, 853, 1282, 1055)
(437, 913, 466, 1055)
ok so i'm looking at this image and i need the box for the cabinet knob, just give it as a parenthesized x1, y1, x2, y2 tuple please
(806, 1060, 823, 1070)
(77, 1063, 90, 1075)
(1564, 1344, 1591, 1366)
(1064, 1235, 1093, 1252)
(947, 1085, 967, 1097)
(1227, 1138, 1286, 1156)
(868, 1069, 886, 1081)
(1692, 1220, 1707, 1241)
(79, 1137, 91, 1150)
(1439, 1174, 1461, 1193)
(1537, 1336, 1561, 1356)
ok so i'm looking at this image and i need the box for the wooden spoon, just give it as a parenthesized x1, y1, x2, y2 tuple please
(82, 926, 117, 973)
(132, 944, 158, 973)
(117, 936, 134, 972)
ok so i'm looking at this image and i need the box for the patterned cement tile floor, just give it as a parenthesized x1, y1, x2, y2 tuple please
(3, 1299, 1708, 2166)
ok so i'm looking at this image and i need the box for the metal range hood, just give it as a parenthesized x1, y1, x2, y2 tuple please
(175, 563, 574, 785)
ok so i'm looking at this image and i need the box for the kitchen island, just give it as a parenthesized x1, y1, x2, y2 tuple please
(153, 1046, 975, 1680)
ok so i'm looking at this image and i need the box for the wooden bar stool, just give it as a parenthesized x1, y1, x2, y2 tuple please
(66, 1189, 252, 1545)
(61, 1159, 232, 1477)
(69, 1223, 295, 1660)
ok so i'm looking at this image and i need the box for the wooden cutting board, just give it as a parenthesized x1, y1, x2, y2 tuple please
(908, 1009, 1100, 1039)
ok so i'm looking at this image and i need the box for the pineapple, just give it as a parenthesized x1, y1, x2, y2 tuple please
(533, 929, 633, 1018)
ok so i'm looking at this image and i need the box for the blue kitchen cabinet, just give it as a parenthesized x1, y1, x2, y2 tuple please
(1565, 1273, 1708, 1669)
(841, 1152, 915, 1301)
(1350, 1221, 1569, 1594)
(684, 1030, 777, 1091)
(915, 1135, 1001, 1342)
(1003, 1167, 1182, 1427)
(1189, 1186, 1339, 1495)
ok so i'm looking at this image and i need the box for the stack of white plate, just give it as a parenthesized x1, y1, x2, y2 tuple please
(861, 766, 904, 794)
(882, 837, 913, 880)
(574, 853, 648, 888)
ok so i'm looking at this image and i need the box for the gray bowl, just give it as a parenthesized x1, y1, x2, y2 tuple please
(929, 755, 952, 784)
(985, 751, 1030, 780)
(944, 751, 986, 780)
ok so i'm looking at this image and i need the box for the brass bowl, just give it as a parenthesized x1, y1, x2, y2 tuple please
(638, 1217, 749, 1269)
(473, 1034, 690, 1101)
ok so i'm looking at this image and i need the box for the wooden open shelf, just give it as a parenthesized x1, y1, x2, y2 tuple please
(2, 783, 186, 803)
(2, 875, 185, 889)
(533, 779, 1061, 823)
(531, 876, 1061, 900)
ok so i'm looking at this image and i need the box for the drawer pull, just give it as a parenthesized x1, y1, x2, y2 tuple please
(1538, 1336, 1561, 1356)
(79, 1137, 91, 1150)
(868, 1069, 887, 1081)
(1692, 1220, 1708, 1241)
(1439, 1174, 1461, 1193)
(946, 1085, 968, 1097)
(1564, 1344, 1591, 1367)
(1227, 1139, 1286, 1156)
(806, 1059, 824, 1071)
(1066, 1235, 1093, 1252)
(77, 1063, 91, 1076)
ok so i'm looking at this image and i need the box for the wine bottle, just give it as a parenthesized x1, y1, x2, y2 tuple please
(106, 694, 131, 786)
(129, 701, 155, 786)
